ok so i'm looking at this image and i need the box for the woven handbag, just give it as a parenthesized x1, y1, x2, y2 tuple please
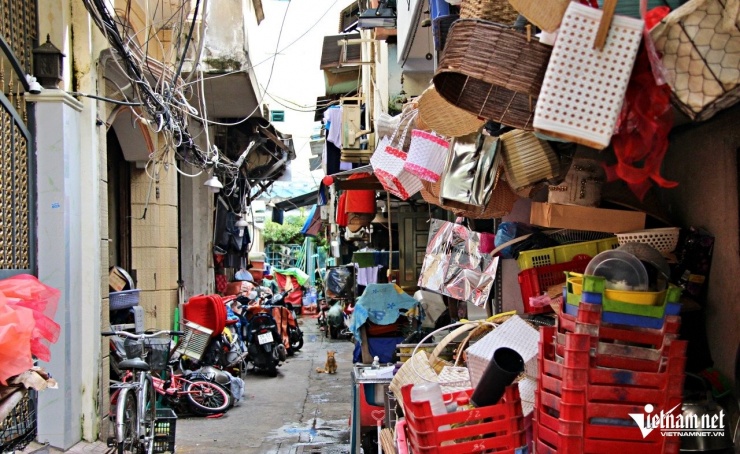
(650, 0, 740, 121)
(433, 19, 553, 131)
(459, 0, 520, 24)
(404, 130, 451, 183)
(370, 111, 423, 200)
(533, 0, 644, 149)
(417, 85, 486, 137)
(500, 129, 560, 192)
(507, 0, 570, 31)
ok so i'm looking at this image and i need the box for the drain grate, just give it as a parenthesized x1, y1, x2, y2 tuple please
(294, 444, 352, 454)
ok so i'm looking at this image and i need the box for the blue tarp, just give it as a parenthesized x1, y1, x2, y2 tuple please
(349, 283, 418, 343)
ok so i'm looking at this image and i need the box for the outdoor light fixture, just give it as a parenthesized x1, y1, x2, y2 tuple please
(32, 35, 65, 89)
(235, 214, 249, 237)
(358, 0, 397, 29)
(204, 175, 223, 193)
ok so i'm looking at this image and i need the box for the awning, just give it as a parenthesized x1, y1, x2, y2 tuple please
(274, 190, 320, 211)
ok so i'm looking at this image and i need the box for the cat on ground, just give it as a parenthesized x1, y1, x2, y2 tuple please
(316, 350, 338, 374)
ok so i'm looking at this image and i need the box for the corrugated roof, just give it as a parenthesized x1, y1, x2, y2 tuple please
(320, 33, 361, 70)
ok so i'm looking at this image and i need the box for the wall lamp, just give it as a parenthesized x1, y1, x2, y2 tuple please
(358, 0, 397, 29)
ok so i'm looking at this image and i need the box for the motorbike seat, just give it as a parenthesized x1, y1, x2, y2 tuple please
(118, 358, 150, 371)
(225, 319, 239, 326)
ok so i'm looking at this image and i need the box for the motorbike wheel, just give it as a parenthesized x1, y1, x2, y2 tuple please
(329, 324, 339, 339)
(291, 336, 303, 351)
(185, 380, 231, 415)
(266, 363, 278, 377)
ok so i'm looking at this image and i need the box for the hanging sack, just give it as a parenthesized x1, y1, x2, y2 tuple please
(417, 85, 486, 137)
(500, 129, 560, 192)
(533, 0, 645, 149)
(650, 0, 740, 121)
(547, 157, 606, 206)
(370, 110, 423, 200)
(439, 132, 502, 211)
(433, 20, 553, 131)
(404, 130, 451, 183)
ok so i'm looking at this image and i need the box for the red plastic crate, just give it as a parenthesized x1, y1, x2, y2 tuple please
(518, 255, 592, 314)
(557, 300, 681, 347)
(400, 385, 526, 453)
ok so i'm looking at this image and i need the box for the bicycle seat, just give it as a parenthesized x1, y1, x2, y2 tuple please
(118, 358, 150, 372)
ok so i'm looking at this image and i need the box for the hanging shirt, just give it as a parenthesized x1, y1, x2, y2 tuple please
(323, 106, 343, 149)
(356, 264, 382, 286)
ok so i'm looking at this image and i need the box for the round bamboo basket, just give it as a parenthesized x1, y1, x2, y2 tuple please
(417, 85, 485, 137)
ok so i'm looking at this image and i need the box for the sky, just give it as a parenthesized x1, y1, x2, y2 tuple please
(251, 0, 350, 199)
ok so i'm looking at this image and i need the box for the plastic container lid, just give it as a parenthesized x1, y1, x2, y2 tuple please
(584, 250, 649, 291)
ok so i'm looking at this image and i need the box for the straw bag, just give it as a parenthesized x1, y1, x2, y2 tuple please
(500, 129, 560, 192)
(404, 130, 450, 183)
(548, 157, 606, 206)
(533, 0, 645, 149)
(439, 133, 501, 210)
(433, 20, 553, 131)
(459, 0, 520, 24)
(507, 0, 570, 31)
(370, 112, 423, 200)
(417, 85, 486, 137)
(650, 0, 740, 121)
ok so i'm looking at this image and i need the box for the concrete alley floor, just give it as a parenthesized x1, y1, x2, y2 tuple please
(21, 313, 356, 454)
(175, 313, 355, 454)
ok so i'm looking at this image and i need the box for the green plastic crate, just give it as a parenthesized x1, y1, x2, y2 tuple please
(516, 237, 618, 270)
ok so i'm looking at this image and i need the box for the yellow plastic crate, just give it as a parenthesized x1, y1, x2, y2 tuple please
(516, 237, 618, 270)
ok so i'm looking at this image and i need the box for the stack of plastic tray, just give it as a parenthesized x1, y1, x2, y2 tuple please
(400, 384, 528, 454)
(534, 297, 687, 454)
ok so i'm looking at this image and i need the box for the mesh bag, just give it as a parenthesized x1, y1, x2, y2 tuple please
(404, 130, 450, 183)
(650, 0, 740, 121)
(370, 110, 423, 200)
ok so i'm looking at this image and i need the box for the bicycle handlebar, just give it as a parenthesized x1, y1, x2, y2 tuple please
(101, 330, 184, 338)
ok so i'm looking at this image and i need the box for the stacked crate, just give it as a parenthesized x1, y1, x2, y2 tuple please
(533, 279, 687, 454)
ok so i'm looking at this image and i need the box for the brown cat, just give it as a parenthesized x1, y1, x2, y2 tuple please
(316, 350, 338, 374)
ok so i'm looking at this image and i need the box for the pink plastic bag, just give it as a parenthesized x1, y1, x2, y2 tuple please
(0, 292, 35, 384)
(0, 275, 60, 362)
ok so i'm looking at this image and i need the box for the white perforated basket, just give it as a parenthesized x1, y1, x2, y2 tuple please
(616, 227, 681, 254)
(533, 2, 644, 149)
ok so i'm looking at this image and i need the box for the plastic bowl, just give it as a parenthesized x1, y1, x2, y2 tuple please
(584, 250, 649, 291)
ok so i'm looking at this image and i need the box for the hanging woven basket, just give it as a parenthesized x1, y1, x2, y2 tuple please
(420, 176, 519, 219)
(417, 85, 486, 137)
(459, 0, 520, 24)
(433, 19, 553, 130)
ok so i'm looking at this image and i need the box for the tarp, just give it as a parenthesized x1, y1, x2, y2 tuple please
(349, 283, 418, 343)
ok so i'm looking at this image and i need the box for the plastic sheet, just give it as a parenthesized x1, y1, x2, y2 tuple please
(418, 219, 500, 307)
(325, 267, 354, 299)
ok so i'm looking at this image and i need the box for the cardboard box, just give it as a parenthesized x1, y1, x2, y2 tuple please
(109, 268, 128, 292)
(530, 202, 645, 233)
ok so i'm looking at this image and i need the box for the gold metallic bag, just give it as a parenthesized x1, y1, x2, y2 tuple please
(439, 132, 501, 212)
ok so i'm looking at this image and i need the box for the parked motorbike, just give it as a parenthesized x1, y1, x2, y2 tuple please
(266, 291, 304, 354)
(237, 293, 286, 377)
(318, 298, 353, 340)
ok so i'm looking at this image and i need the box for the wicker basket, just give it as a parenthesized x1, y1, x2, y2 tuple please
(459, 0, 519, 24)
(616, 227, 681, 254)
(417, 85, 485, 137)
(433, 19, 553, 130)
(500, 129, 560, 192)
(420, 173, 518, 219)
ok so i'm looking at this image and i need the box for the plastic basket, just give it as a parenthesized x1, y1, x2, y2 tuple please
(175, 320, 213, 361)
(0, 391, 36, 453)
(516, 237, 618, 270)
(110, 289, 141, 310)
(518, 255, 592, 314)
(152, 408, 177, 454)
(615, 227, 680, 253)
(400, 384, 527, 454)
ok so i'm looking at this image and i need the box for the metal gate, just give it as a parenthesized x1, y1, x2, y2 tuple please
(0, 0, 36, 277)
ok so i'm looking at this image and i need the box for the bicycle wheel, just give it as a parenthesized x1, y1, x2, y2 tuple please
(116, 388, 138, 454)
(185, 380, 230, 414)
(138, 375, 157, 454)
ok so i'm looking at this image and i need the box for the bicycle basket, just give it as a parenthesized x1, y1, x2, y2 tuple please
(123, 338, 144, 360)
(144, 337, 171, 371)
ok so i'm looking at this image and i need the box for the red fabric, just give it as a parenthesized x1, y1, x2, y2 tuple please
(274, 273, 303, 308)
(215, 274, 228, 294)
(336, 192, 348, 226)
(607, 44, 678, 200)
(344, 173, 377, 214)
